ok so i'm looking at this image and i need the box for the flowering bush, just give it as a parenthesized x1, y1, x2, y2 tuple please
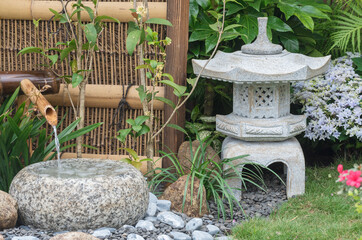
(337, 164, 362, 214)
(292, 53, 362, 142)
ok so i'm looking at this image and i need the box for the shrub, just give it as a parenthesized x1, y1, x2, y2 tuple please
(292, 53, 362, 146)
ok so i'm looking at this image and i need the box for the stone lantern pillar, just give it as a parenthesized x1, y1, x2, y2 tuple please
(192, 17, 330, 199)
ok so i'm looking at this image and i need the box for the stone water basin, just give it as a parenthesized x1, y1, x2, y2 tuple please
(9, 158, 148, 231)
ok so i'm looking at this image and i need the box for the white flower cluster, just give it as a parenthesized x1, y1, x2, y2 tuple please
(292, 53, 362, 141)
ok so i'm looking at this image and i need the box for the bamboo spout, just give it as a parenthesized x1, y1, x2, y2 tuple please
(20, 79, 58, 126)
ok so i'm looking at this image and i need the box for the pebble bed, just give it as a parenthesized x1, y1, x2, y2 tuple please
(0, 172, 287, 240)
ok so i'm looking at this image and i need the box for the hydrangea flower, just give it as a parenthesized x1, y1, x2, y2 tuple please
(292, 53, 362, 141)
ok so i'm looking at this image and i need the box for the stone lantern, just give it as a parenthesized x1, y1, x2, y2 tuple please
(192, 17, 330, 199)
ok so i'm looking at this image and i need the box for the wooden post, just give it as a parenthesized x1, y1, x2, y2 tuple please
(163, 0, 189, 168)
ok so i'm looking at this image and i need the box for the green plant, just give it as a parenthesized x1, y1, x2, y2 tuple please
(328, 0, 362, 55)
(18, 0, 119, 157)
(185, 105, 225, 152)
(0, 88, 102, 192)
(148, 129, 271, 219)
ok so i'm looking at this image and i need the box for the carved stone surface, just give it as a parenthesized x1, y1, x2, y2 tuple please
(9, 159, 148, 231)
(222, 137, 305, 199)
(216, 114, 306, 141)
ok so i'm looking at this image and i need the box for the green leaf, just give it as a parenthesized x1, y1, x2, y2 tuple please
(205, 33, 218, 53)
(248, 0, 261, 11)
(135, 125, 150, 138)
(71, 73, 83, 88)
(83, 6, 94, 21)
(126, 119, 136, 126)
(116, 128, 132, 143)
(279, 33, 299, 53)
(352, 57, 362, 71)
(195, 0, 211, 10)
(162, 73, 174, 82)
(145, 18, 173, 26)
(33, 18, 41, 28)
(277, 2, 296, 20)
(18, 47, 42, 55)
(187, 77, 197, 87)
(268, 16, 293, 32)
(159, 80, 187, 98)
(95, 15, 120, 24)
(136, 85, 147, 103)
(224, 24, 243, 32)
(299, 5, 330, 20)
(123, 148, 139, 160)
(126, 30, 142, 55)
(150, 60, 158, 69)
(295, 11, 314, 31)
(46, 54, 58, 65)
(238, 15, 258, 44)
(167, 124, 189, 136)
(189, 30, 212, 42)
(135, 115, 149, 126)
(84, 24, 97, 43)
(132, 125, 142, 132)
(154, 96, 176, 109)
(60, 46, 75, 62)
(226, 2, 246, 16)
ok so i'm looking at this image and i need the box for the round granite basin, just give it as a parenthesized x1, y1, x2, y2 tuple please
(9, 159, 148, 231)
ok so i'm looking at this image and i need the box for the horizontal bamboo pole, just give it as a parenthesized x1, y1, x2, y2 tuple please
(50, 152, 161, 174)
(44, 84, 165, 110)
(0, 0, 166, 22)
(20, 79, 58, 126)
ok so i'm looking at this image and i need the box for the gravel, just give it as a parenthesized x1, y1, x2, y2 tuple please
(0, 171, 287, 240)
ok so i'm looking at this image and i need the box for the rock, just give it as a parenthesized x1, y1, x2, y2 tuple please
(160, 175, 208, 217)
(144, 216, 158, 222)
(157, 200, 171, 212)
(185, 218, 203, 231)
(50, 232, 98, 240)
(0, 235, 3, 240)
(215, 237, 231, 240)
(11, 237, 40, 240)
(157, 211, 185, 229)
(92, 229, 111, 239)
(95, 227, 116, 233)
(206, 224, 220, 235)
(157, 235, 172, 240)
(135, 220, 155, 231)
(177, 140, 221, 175)
(127, 233, 145, 240)
(170, 231, 191, 240)
(146, 202, 157, 217)
(192, 231, 213, 240)
(9, 159, 149, 231)
(149, 192, 158, 203)
(0, 190, 18, 230)
(122, 225, 136, 231)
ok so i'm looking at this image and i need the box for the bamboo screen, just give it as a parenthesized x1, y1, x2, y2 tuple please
(0, 0, 167, 157)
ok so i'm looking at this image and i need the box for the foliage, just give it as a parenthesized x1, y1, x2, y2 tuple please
(0, 89, 102, 192)
(292, 53, 362, 151)
(188, 0, 331, 60)
(328, 1, 362, 55)
(148, 129, 270, 219)
(232, 159, 362, 240)
(336, 163, 362, 214)
(185, 105, 225, 152)
(18, 0, 119, 156)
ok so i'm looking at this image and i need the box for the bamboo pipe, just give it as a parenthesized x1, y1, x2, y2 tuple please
(45, 84, 165, 110)
(0, 71, 60, 96)
(0, 0, 167, 22)
(20, 79, 58, 126)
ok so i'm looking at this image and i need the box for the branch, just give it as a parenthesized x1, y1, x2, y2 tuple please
(151, 0, 227, 141)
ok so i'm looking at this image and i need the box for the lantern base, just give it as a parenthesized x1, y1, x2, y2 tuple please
(222, 136, 305, 200)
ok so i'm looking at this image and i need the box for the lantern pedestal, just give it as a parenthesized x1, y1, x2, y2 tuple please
(222, 137, 305, 199)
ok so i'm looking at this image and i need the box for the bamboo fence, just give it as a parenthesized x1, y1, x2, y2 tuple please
(0, 0, 180, 166)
